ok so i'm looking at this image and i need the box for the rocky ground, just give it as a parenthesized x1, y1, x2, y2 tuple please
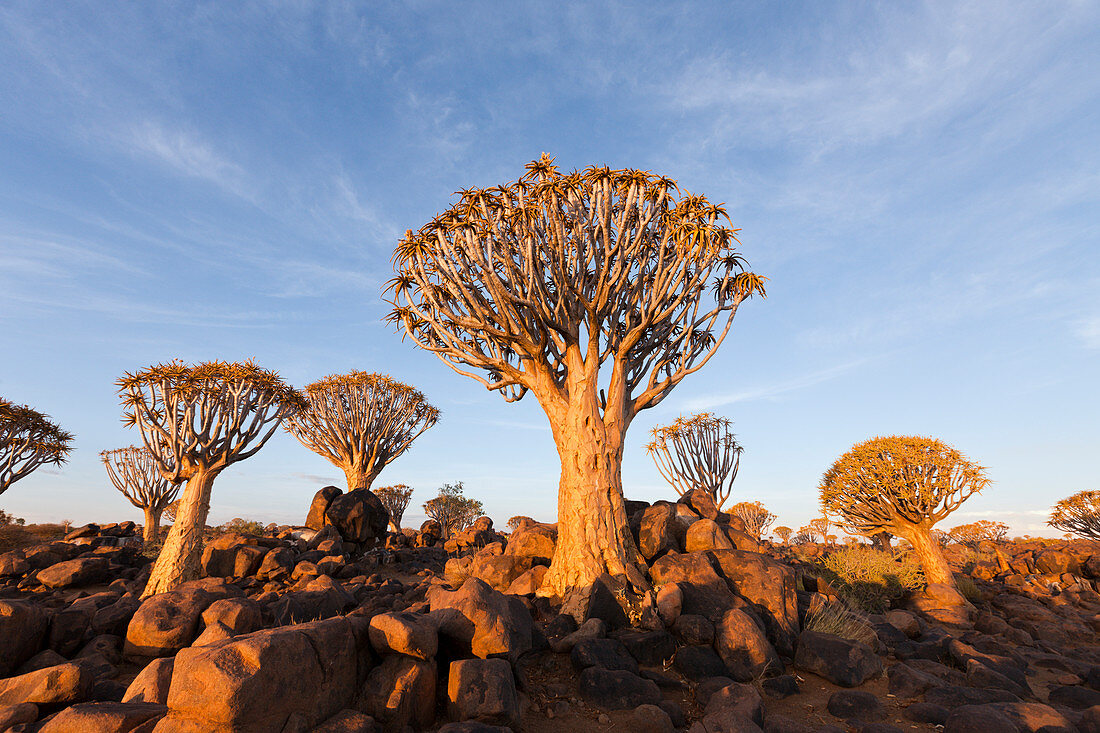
(2, 487, 1100, 732)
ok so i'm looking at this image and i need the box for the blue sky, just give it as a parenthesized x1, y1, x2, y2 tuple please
(1, 2, 1096, 536)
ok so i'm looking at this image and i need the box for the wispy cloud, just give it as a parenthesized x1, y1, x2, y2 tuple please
(127, 121, 255, 201)
(684, 359, 868, 411)
(1075, 316, 1100, 349)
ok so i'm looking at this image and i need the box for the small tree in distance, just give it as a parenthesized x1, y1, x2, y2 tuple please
(375, 484, 414, 531)
(423, 482, 483, 539)
(1, 398, 73, 497)
(647, 413, 743, 511)
(948, 520, 1009, 548)
(118, 360, 305, 597)
(284, 372, 439, 493)
(386, 156, 766, 596)
(820, 435, 990, 588)
(1049, 490, 1100, 539)
(729, 500, 775, 539)
(773, 526, 792, 544)
(804, 517, 831, 544)
(101, 446, 182, 545)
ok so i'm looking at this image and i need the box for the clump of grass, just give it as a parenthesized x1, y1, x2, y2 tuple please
(804, 598, 877, 647)
(818, 547, 924, 613)
(955, 574, 982, 603)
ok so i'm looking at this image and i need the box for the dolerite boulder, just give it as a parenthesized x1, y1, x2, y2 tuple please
(159, 616, 366, 732)
(428, 578, 533, 662)
(636, 503, 679, 561)
(306, 486, 344, 531)
(715, 607, 781, 682)
(0, 662, 94, 706)
(37, 702, 167, 733)
(793, 630, 883, 687)
(578, 668, 661, 710)
(827, 690, 885, 721)
(649, 551, 736, 621)
(678, 488, 720, 520)
(358, 655, 436, 731)
(123, 657, 174, 704)
(504, 523, 557, 564)
(709, 549, 801, 656)
(368, 611, 439, 660)
(325, 489, 389, 544)
(125, 580, 241, 657)
(36, 556, 111, 589)
(0, 600, 49, 676)
(447, 658, 520, 729)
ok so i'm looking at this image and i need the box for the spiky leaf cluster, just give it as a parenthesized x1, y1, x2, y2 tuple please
(117, 360, 306, 481)
(729, 500, 776, 539)
(947, 520, 1009, 547)
(646, 412, 743, 509)
(0, 397, 73, 494)
(284, 372, 439, 481)
(386, 155, 766, 410)
(1048, 490, 1100, 539)
(100, 446, 181, 513)
(820, 436, 990, 537)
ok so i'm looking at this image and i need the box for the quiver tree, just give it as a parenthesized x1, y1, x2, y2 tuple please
(100, 446, 182, 545)
(118, 360, 305, 597)
(284, 372, 439, 493)
(820, 435, 990, 588)
(947, 520, 1008, 548)
(386, 155, 765, 596)
(1049, 491, 1100, 539)
(729, 500, 775, 539)
(646, 413, 743, 511)
(0, 398, 73, 497)
(773, 526, 792, 544)
(805, 517, 831, 544)
(375, 484, 414, 532)
(423, 482, 483, 539)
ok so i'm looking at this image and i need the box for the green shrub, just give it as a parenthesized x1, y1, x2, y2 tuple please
(819, 547, 924, 613)
(804, 598, 876, 646)
(217, 518, 266, 537)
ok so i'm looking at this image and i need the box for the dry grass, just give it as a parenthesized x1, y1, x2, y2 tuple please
(804, 598, 877, 646)
(819, 547, 924, 613)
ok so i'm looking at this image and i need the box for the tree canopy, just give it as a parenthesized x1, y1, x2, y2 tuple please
(0, 397, 73, 495)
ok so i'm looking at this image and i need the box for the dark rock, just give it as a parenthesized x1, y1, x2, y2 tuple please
(1048, 684, 1100, 710)
(613, 629, 677, 668)
(679, 488, 720, 520)
(704, 682, 765, 727)
(0, 703, 38, 731)
(709, 549, 800, 655)
(673, 614, 715, 645)
(638, 504, 678, 561)
(925, 685, 1021, 708)
(945, 704, 1021, 733)
(306, 486, 343, 530)
(886, 662, 946, 698)
(793, 630, 883, 687)
(633, 703, 675, 733)
(578, 667, 661, 710)
(989, 701, 1074, 733)
(650, 551, 736, 621)
(447, 658, 519, 729)
(826, 690, 884, 720)
(905, 702, 950, 725)
(572, 638, 639, 674)
(325, 489, 389, 545)
(428, 578, 533, 662)
(761, 675, 800, 699)
(37, 701, 166, 732)
(674, 645, 728, 681)
(0, 600, 48, 677)
(358, 655, 435, 731)
(311, 709, 380, 732)
(715, 606, 781, 682)
(37, 556, 111, 589)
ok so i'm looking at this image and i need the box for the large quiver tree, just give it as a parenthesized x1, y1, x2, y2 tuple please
(118, 361, 305, 597)
(646, 412, 743, 510)
(0, 398, 73, 496)
(284, 372, 438, 493)
(820, 435, 989, 588)
(101, 446, 182, 545)
(386, 155, 766, 596)
(1048, 490, 1100, 539)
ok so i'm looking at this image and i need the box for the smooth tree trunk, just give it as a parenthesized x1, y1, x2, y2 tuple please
(142, 470, 218, 598)
(539, 387, 642, 598)
(903, 524, 956, 587)
(142, 506, 160, 546)
(342, 465, 380, 493)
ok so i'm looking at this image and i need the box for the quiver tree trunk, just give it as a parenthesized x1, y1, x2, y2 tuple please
(342, 466, 380, 494)
(902, 524, 955, 587)
(539, 389, 642, 598)
(142, 506, 160, 546)
(142, 470, 217, 598)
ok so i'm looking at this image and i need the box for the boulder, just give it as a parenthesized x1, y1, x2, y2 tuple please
(37, 701, 167, 732)
(428, 578, 533, 662)
(715, 607, 781, 682)
(0, 662, 94, 706)
(944, 704, 1021, 732)
(368, 611, 438, 661)
(708, 549, 800, 656)
(634, 703, 676, 733)
(123, 657, 175, 704)
(0, 703, 38, 731)
(990, 701, 1074, 733)
(638, 504, 679, 561)
(467, 554, 534, 593)
(125, 581, 240, 657)
(674, 645, 729, 680)
(0, 600, 49, 676)
(37, 556, 111, 589)
(306, 486, 343, 531)
(325, 489, 389, 545)
(679, 489, 720, 520)
(649, 551, 736, 621)
(613, 629, 677, 668)
(703, 682, 764, 728)
(504, 565, 548, 595)
(578, 667, 661, 710)
(357, 655, 435, 731)
(504, 524, 556, 563)
(908, 583, 975, 627)
(447, 658, 519, 728)
(1048, 684, 1100, 710)
(685, 519, 736, 553)
(793, 630, 883, 687)
(571, 638, 639, 674)
(827, 690, 885, 721)
(200, 598, 262, 636)
(159, 616, 363, 732)
(655, 583, 683, 626)
(257, 546, 297, 581)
